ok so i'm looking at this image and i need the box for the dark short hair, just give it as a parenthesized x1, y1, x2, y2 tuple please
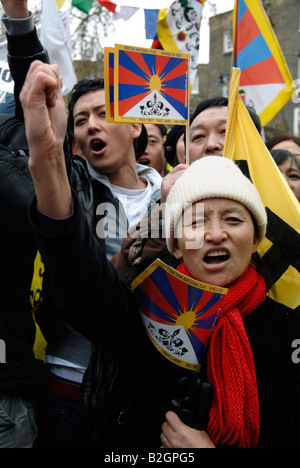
(266, 134, 300, 152)
(67, 78, 105, 141)
(270, 149, 300, 171)
(68, 78, 148, 159)
(246, 106, 262, 135)
(190, 96, 262, 134)
(155, 124, 168, 138)
(190, 96, 228, 126)
(164, 125, 185, 166)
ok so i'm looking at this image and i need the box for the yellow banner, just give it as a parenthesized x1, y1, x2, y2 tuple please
(224, 68, 300, 310)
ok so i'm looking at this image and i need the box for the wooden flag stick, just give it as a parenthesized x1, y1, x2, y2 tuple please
(185, 115, 190, 166)
(185, 75, 191, 165)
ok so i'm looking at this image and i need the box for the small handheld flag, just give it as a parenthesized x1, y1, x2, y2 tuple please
(131, 259, 228, 370)
(104, 44, 191, 161)
(104, 47, 115, 123)
(109, 44, 190, 126)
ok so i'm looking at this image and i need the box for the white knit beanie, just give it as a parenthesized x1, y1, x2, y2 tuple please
(164, 156, 267, 253)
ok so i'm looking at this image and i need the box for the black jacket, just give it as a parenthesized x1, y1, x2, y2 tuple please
(0, 136, 43, 395)
(29, 194, 300, 448)
(0, 27, 49, 395)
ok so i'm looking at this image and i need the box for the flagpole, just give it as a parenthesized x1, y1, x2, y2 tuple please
(185, 66, 191, 166)
(185, 114, 190, 166)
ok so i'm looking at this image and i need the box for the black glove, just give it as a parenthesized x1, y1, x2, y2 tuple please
(169, 371, 212, 431)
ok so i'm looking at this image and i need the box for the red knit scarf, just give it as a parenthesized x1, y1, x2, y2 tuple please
(176, 262, 266, 448)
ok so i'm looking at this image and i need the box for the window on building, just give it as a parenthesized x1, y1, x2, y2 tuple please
(223, 29, 233, 54)
(191, 75, 199, 95)
(294, 107, 299, 137)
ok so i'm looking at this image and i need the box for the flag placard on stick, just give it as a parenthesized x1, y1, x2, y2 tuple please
(131, 259, 227, 370)
(233, 0, 295, 127)
(224, 67, 300, 312)
(108, 44, 189, 126)
(104, 47, 115, 123)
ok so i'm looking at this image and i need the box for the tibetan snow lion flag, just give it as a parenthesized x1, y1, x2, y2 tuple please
(131, 259, 228, 370)
(233, 0, 295, 127)
(224, 67, 300, 312)
(104, 47, 115, 123)
(105, 44, 190, 125)
(153, 0, 205, 90)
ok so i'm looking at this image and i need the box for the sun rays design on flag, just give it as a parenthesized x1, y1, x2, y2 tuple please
(117, 49, 189, 120)
(133, 265, 225, 367)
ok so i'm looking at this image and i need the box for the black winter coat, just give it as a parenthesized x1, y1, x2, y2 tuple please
(0, 28, 49, 395)
(29, 194, 300, 448)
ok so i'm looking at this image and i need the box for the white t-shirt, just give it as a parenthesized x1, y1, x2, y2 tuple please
(111, 178, 152, 227)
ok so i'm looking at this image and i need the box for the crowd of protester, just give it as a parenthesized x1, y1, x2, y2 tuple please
(0, 0, 299, 449)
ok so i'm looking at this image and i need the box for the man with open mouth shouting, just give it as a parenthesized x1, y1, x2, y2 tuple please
(2, 0, 162, 448)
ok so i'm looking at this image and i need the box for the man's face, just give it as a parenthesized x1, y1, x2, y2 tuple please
(189, 106, 228, 163)
(136, 124, 166, 176)
(72, 89, 141, 175)
(176, 133, 186, 164)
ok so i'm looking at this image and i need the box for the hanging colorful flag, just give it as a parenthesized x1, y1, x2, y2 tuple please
(56, 0, 67, 8)
(109, 43, 190, 125)
(224, 67, 300, 312)
(144, 9, 160, 41)
(71, 0, 93, 14)
(114, 6, 138, 22)
(154, 0, 206, 88)
(41, 0, 77, 95)
(131, 259, 228, 370)
(233, 0, 295, 127)
(97, 0, 117, 13)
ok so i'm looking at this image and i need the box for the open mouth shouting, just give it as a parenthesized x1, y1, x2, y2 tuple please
(203, 249, 230, 269)
(137, 157, 150, 166)
(90, 138, 106, 156)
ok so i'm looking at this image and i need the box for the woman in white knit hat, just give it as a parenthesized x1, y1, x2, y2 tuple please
(30, 153, 300, 449)
(161, 156, 268, 448)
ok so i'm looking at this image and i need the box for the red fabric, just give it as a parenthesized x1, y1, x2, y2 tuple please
(97, 0, 117, 13)
(176, 262, 266, 447)
(151, 39, 163, 50)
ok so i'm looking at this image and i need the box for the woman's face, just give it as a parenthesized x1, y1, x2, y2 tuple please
(173, 198, 259, 287)
(278, 158, 300, 202)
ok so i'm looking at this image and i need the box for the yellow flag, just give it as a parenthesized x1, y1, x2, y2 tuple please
(30, 251, 47, 361)
(224, 67, 300, 311)
(56, 0, 66, 9)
